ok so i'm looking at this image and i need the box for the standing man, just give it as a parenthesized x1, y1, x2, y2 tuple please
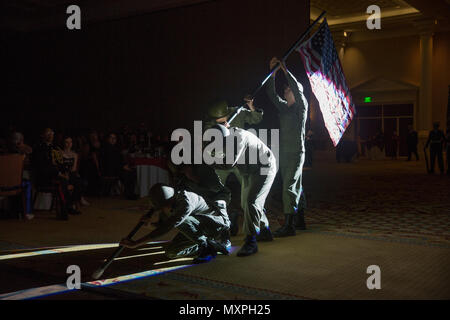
(266, 57, 308, 237)
(390, 130, 399, 160)
(425, 122, 445, 174)
(99, 133, 138, 200)
(446, 128, 450, 175)
(406, 125, 419, 161)
(209, 124, 277, 256)
(205, 97, 264, 236)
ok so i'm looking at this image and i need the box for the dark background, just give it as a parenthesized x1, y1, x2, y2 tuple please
(1, 0, 310, 140)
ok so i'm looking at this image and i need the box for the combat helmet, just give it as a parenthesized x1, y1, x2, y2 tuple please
(208, 101, 232, 119)
(149, 183, 175, 209)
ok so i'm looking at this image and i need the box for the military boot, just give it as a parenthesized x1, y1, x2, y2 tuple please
(273, 214, 296, 237)
(237, 235, 258, 257)
(193, 242, 216, 264)
(256, 227, 274, 242)
(193, 239, 229, 264)
(217, 228, 232, 253)
(206, 239, 229, 256)
(294, 208, 306, 230)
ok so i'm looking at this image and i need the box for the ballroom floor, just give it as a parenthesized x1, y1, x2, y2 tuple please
(1, 153, 449, 300)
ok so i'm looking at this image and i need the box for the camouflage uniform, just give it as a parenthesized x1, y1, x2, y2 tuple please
(161, 190, 231, 259)
(266, 70, 308, 216)
(205, 102, 264, 234)
(210, 128, 277, 236)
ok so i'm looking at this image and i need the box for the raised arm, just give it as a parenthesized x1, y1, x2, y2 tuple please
(285, 69, 306, 109)
(266, 75, 288, 111)
(242, 95, 263, 125)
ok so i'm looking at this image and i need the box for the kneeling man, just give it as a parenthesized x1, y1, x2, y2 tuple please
(120, 183, 230, 263)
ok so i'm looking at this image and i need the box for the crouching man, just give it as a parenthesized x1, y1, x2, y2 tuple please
(120, 183, 230, 263)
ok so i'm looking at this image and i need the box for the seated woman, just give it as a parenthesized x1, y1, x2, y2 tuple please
(33, 128, 76, 220)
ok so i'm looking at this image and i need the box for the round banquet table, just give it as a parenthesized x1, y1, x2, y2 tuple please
(128, 156, 170, 198)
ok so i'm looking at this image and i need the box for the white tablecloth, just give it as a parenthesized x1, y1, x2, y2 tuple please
(136, 165, 170, 198)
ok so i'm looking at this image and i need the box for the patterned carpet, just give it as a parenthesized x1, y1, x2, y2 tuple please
(1, 157, 449, 299)
(108, 270, 309, 300)
(267, 158, 450, 248)
(266, 202, 450, 248)
(105, 159, 450, 300)
(108, 157, 450, 249)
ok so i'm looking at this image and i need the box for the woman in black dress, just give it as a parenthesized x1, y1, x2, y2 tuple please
(61, 136, 83, 214)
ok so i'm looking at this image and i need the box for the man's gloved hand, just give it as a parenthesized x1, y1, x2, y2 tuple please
(244, 94, 255, 111)
(212, 200, 227, 211)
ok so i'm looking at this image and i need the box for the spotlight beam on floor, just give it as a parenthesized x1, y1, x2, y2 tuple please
(113, 251, 166, 261)
(0, 264, 192, 300)
(0, 284, 72, 300)
(137, 246, 164, 251)
(153, 257, 193, 265)
(0, 242, 166, 261)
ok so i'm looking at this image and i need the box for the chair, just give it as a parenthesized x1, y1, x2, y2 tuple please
(0, 154, 25, 219)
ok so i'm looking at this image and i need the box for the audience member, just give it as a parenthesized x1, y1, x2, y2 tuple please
(126, 133, 141, 154)
(0, 123, 177, 220)
(99, 133, 138, 200)
(84, 130, 102, 195)
(336, 138, 357, 163)
(137, 122, 149, 150)
(61, 136, 84, 214)
(8, 132, 32, 156)
(32, 128, 76, 219)
(406, 125, 419, 161)
(368, 131, 385, 160)
(6, 131, 33, 219)
(425, 122, 445, 174)
(389, 130, 399, 160)
(446, 128, 450, 175)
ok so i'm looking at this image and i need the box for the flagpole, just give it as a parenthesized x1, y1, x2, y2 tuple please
(280, 11, 327, 66)
(228, 10, 327, 125)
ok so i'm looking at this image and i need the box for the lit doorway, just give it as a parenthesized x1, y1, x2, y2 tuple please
(356, 104, 414, 157)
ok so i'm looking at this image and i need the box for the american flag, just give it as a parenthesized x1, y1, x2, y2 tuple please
(297, 19, 355, 146)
